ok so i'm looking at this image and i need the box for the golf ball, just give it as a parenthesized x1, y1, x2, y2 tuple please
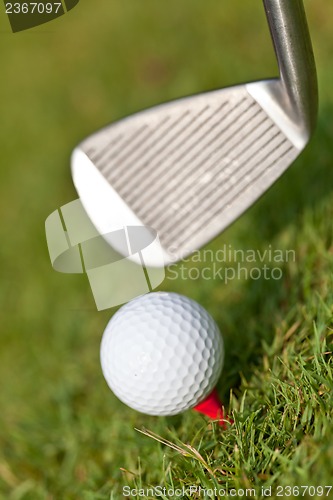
(100, 292, 224, 416)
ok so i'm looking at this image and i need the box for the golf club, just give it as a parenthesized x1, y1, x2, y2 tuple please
(71, 0, 318, 267)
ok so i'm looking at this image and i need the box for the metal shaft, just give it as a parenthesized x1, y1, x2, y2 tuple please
(264, 0, 318, 138)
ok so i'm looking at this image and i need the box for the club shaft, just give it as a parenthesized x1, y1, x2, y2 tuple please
(264, 0, 318, 135)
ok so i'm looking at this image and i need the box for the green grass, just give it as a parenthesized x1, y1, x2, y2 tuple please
(0, 1, 333, 498)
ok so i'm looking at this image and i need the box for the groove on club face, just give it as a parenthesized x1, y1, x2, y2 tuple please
(71, 0, 317, 266)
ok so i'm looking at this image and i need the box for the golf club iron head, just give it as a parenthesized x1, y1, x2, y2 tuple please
(71, 0, 318, 267)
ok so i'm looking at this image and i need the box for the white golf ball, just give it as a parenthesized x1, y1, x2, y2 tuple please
(100, 292, 224, 416)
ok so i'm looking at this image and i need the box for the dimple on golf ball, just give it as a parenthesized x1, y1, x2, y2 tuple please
(100, 292, 224, 416)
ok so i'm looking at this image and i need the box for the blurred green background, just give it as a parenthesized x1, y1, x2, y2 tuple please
(0, 1, 333, 498)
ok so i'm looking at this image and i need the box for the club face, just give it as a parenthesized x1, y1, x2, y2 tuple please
(72, 81, 304, 266)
